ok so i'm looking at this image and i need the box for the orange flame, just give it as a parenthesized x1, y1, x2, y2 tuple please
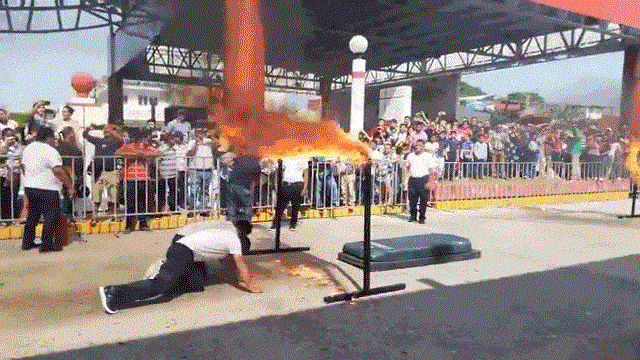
(624, 80, 640, 183)
(214, 0, 369, 164)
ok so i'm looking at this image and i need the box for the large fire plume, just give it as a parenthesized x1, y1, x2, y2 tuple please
(208, 0, 369, 164)
(623, 47, 640, 184)
(624, 81, 640, 183)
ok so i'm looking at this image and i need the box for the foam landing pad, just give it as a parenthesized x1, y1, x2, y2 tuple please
(339, 233, 481, 272)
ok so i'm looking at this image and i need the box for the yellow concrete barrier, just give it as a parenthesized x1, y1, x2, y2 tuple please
(0, 226, 11, 239)
(10, 225, 22, 239)
(431, 191, 628, 210)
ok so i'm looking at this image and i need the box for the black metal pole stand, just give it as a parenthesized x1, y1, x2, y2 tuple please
(324, 163, 406, 303)
(247, 159, 310, 255)
(618, 183, 640, 219)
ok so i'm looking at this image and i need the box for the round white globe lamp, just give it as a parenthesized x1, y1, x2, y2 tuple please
(349, 35, 368, 54)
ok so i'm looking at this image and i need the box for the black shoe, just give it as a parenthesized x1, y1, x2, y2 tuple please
(408, 218, 416, 223)
(269, 223, 277, 231)
(418, 219, 425, 224)
(140, 225, 151, 232)
(21, 243, 39, 251)
(99, 286, 118, 314)
(289, 224, 297, 231)
(39, 246, 63, 253)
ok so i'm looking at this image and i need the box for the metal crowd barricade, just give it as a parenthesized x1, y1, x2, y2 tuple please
(0, 154, 631, 226)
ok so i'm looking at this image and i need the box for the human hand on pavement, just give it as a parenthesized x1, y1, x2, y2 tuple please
(239, 281, 263, 293)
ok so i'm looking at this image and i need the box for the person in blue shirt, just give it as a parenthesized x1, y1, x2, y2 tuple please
(165, 109, 192, 138)
(459, 136, 474, 179)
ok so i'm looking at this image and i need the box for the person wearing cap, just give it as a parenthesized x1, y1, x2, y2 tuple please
(165, 109, 191, 138)
(98, 219, 261, 314)
(21, 127, 73, 252)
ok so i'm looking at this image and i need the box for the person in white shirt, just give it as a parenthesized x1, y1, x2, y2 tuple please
(186, 128, 219, 211)
(50, 105, 82, 146)
(0, 107, 19, 133)
(99, 220, 261, 314)
(270, 157, 309, 231)
(405, 139, 432, 224)
(21, 127, 73, 252)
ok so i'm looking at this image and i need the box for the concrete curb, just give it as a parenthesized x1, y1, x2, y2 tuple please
(0, 192, 628, 240)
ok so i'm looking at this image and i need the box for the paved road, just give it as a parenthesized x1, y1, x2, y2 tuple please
(1, 200, 639, 359)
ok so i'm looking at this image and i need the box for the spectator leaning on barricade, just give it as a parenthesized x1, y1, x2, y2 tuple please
(336, 157, 356, 207)
(186, 128, 219, 212)
(172, 132, 189, 210)
(441, 130, 459, 181)
(0, 127, 23, 220)
(21, 127, 73, 253)
(376, 141, 398, 205)
(459, 135, 474, 179)
(83, 124, 124, 222)
(157, 132, 180, 213)
(56, 127, 84, 217)
(116, 131, 161, 233)
(472, 134, 489, 179)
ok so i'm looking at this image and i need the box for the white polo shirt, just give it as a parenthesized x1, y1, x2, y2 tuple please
(177, 225, 242, 262)
(21, 141, 63, 191)
(282, 157, 308, 183)
(407, 151, 433, 178)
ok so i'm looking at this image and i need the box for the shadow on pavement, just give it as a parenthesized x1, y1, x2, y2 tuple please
(21, 255, 640, 360)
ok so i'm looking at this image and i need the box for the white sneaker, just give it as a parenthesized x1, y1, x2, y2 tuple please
(99, 286, 118, 314)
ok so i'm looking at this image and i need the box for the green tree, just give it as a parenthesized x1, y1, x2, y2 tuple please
(459, 81, 485, 97)
(9, 112, 28, 126)
(506, 92, 544, 103)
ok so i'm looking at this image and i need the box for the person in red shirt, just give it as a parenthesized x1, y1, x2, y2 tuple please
(116, 131, 160, 232)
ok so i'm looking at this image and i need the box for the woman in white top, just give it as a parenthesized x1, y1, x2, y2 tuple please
(21, 127, 73, 252)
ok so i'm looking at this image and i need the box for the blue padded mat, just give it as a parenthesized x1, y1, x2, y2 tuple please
(342, 233, 472, 262)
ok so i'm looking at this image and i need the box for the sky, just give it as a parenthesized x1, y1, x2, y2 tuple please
(0, 26, 627, 112)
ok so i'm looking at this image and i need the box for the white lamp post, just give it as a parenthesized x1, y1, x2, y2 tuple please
(349, 35, 368, 139)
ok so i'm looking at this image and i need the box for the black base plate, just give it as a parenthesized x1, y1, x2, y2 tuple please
(324, 283, 407, 303)
(246, 246, 310, 255)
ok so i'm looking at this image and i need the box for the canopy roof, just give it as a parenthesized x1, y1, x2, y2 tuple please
(150, 0, 597, 78)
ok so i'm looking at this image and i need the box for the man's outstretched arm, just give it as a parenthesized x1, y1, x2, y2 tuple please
(230, 254, 263, 293)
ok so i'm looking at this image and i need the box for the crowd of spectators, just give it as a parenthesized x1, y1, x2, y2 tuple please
(0, 101, 631, 229)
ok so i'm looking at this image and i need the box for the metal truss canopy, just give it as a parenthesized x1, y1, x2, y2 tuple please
(332, 24, 635, 90)
(0, 0, 162, 34)
(146, 45, 320, 94)
(5, 0, 640, 95)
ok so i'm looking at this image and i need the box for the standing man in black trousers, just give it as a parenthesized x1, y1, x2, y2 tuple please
(21, 127, 73, 252)
(223, 151, 262, 223)
(405, 139, 432, 224)
(270, 157, 309, 231)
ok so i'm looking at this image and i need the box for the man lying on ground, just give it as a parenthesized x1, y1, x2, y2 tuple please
(99, 219, 261, 314)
